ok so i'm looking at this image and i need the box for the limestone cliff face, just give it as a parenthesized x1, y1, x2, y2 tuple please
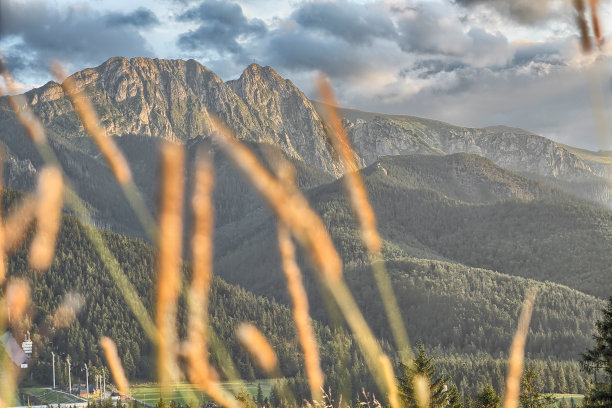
(3, 56, 612, 206)
(23, 57, 340, 174)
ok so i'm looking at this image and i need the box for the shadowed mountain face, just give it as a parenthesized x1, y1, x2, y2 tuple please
(2, 56, 612, 207)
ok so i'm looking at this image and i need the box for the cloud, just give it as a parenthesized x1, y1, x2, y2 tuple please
(453, 0, 564, 25)
(0, 1, 155, 80)
(177, 0, 267, 57)
(291, 0, 396, 45)
(105, 7, 160, 28)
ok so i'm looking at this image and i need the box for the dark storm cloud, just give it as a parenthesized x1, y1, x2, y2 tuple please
(177, 0, 267, 56)
(105, 7, 160, 28)
(291, 0, 396, 45)
(0, 1, 154, 79)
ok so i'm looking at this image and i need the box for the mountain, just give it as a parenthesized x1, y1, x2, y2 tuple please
(3, 188, 597, 399)
(336, 107, 612, 205)
(1, 56, 612, 220)
(3, 57, 612, 399)
(214, 153, 611, 297)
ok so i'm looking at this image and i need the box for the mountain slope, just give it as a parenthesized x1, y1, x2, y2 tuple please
(213, 153, 611, 302)
(2, 56, 612, 219)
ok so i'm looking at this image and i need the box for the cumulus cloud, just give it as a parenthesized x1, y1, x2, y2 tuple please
(105, 7, 160, 28)
(0, 1, 155, 79)
(291, 0, 396, 45)
(177, 0, 267, 57)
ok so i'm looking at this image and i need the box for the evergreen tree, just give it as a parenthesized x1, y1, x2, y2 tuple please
(519, 367, 556, 408)
(447, 384, 464, 408)
(474, 384, 500, 408)
(256, 384, 264, 407)
(581, 295, 612, 407)
(398, 343, 450, 408)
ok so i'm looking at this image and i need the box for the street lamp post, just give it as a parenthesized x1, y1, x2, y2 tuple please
(84, 364, 89, 406)
(67, 356, 71, 393)
(51, 351, 56, 389)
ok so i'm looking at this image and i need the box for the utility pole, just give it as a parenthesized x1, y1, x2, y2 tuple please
(84, 364, 89, 406)
(67, 356, 71, 393)
(51, 351, 56, 389)
(102, 368, 105, 400)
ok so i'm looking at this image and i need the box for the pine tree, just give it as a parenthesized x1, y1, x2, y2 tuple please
(256, 384, 264, 407)
(519, 367, 556, 408)
(474, 384, 500, 408)
(581, 295, 612, 407)
(447, 384, 464, 408)
(398, 343, 450, 408)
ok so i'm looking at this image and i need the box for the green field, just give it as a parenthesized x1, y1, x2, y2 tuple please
(20, 387, 86, 405)
(130, 381, 274, 406)
(551, 393, 584, 406)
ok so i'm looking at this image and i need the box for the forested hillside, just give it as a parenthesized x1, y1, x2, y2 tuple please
(3, 187, 598, 401)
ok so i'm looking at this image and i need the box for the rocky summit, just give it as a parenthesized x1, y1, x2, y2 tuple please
(2, 56, 612, 214)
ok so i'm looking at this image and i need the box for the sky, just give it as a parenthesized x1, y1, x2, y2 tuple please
(1, 0, 612, 150)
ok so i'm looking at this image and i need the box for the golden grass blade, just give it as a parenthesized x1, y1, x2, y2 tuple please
(574, 0, 592, 52)
(211, 117, 393, 399)
(100, 337, 130, 395)
(5, 278, 30, 324)
(317, 75, 412, 362)
(3, 196, 36, 254)
(590, 0, 603, 47)
(211, 117, 342, 283)
(186, 153, 215, 385)
(413, 375, 430, 408)
(52, 292, 84, 328)
(156, 142, 185, 388)
(379, 355, 400, 408)
(317, 75, 380, 253)
(278, 225, 324, 402)
(29, 167, 63, 271)
(0, 54, 157, 341)
(502, 287, 537, 408)
(50, 63, 131, 185)
(0, 151, 5, 284)
(237, 323, 279, 375)
(50, 62, 156, 240)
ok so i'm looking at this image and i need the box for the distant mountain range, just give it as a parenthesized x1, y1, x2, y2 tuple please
(1, 58, 611, 391)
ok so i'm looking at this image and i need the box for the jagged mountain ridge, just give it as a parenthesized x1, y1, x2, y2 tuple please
(3, 56, 611, 207)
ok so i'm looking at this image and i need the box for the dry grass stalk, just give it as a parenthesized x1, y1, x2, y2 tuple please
(51, 63, 131, 184)
(156, 142, 185, 387)
(574, 0, 592, 52)
(378, 355, 400, 408)
(0, 152, 5, 284)
(211, 116, 391, 395)
(278, 225, 324, 402)
(52, 292, 84, 328)
(100, 337, 130, 395)
(237, 323, 278, 375)
(184, 154, 237, 406)
(413, 375, 430, 408)
(5, 278, 30, 323)
(502, 287, 537, 408)
(3, 196, 36, 254)
(29, 167, 63, 271)
(316, 76, 381, 254)
(211, 117, 342, 283)
(0, 58, 46, 145)
(317, 76, 412, 363)
(590, 0, 603, 47)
